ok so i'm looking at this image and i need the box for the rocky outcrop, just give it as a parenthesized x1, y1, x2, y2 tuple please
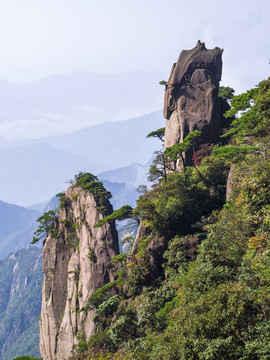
(164, 41, 223, 168)
(40, 185, 119, 360)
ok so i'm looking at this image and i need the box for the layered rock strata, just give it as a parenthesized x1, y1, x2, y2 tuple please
(164, 41, 223, 168)
(40, 185, 119, 360)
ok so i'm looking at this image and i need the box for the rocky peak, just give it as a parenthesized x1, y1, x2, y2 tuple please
(40, 175, 119, 360)
(164, 41, 223, 167)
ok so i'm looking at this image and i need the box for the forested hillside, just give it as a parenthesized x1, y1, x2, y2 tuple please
(0, 247, 42, 360)
(70, 77, 270, 359)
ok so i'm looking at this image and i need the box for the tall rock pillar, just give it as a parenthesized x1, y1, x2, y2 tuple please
(40, 183, 119, 360)
(164, 41, 223, 167)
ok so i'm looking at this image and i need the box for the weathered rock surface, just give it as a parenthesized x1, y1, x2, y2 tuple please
(40, 186, 119, 360)
(164, 41, 223, 167)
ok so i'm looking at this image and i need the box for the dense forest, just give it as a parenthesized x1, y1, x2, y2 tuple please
(63, 77, 270, 360)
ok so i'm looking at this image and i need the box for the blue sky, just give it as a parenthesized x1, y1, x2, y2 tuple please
(0, 0, 269, 93)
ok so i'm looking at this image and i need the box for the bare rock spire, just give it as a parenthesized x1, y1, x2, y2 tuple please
(163, 42, 223, 167)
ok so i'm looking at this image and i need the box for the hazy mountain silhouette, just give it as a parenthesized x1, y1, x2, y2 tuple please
(0, 71, 165, 140)
(0, 201, 41, 259)
(0, 112, 163, 205)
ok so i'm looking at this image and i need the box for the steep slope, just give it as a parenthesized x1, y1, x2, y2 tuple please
(0, 246, 42, 360)
(39, 174, 119, 360)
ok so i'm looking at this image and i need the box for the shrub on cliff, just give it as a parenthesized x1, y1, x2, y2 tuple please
(73, 172, 112, 215)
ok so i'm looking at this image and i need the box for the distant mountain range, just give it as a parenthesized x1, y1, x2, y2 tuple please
(99, 161, 151, 187)
(0, 201, 41, 259)
(0, 175, 139, 259)
(33, 110, 164, 170)
(0, 143, 97, 205)
(0, 111, 163, 205)
(0, 71, 165, 141)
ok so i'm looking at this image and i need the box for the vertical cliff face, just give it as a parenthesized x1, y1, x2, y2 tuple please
(164, 41, 223, 167)
(40, 182, 119, 360)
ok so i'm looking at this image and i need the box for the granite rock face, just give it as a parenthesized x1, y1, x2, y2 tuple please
(40, 186, 119, 360)
(164, 41, 223, 167)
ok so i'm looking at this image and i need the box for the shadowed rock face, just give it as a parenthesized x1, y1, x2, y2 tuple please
(164, 41, 223, 167)
(40, 186, 119, 360)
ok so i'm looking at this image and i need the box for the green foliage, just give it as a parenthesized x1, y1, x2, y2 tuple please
(221, 78, 270, 143)
(146, 128, 166, 183)
(147, 150, 167, 183)
(225, 87, 258, 119)
(81, 281, 118, 311)
(65, 232, 80, 250)
(94, 205, 133, 228)
(219, 86, 235, 101)
(163, 235, 199, 276)
(56, 192, 72, 209)
(152, 283, 258, 360)
(146, 128, 165, 142)
(76, 331, 88, 353)
(31, 209, 58, 244)
(134, 157, 228, 237)
(87, 328, 115, 355)
(110, 253, 127, 265)
(159, 80, 167, 88)
(74, 172, 112, 215)
(213, 144, 258, 162)
(108, 314, 138, 345)
(164, 130, 201, 169)
(94, 295, 120, 328)
(121, 235, 134, 245)
(88, 248, 97, 263)
(74, 171, 98, 185)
